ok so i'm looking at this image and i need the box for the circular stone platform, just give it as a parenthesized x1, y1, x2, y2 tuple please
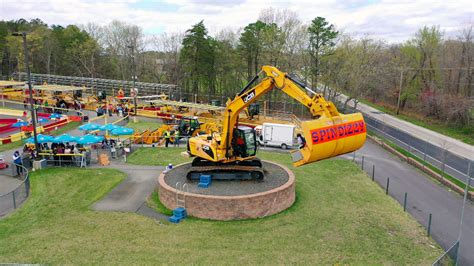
(158, 161, 295, 221)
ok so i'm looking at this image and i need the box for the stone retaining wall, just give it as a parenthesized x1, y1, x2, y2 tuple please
(158, 161, 295, 220)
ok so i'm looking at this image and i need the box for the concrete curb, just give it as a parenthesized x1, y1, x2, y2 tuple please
(367, 134, 473, 200)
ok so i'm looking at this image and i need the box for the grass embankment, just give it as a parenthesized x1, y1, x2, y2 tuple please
(0, 121, 81, 152)
(126, 119, 163, 133)
(127, 147, 189, 166)
(0, 149, 442, 264)
(361, 99, 474, 145)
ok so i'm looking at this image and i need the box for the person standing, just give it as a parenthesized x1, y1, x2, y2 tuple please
(44, 100, 49, 113)
(174, 130, 180, 147)
(164, 130, 171, 148)
(12, 151, 22, 176)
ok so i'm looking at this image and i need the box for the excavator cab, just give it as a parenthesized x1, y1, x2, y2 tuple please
(232, 126, 257, 158)
(178, 117, 201, 136)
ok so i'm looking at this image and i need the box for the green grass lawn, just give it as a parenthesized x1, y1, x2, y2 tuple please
(126, 119, 163, 133)
(0, 148, 443, 264)
(127, 147, 189, 166)
(0, 121, 81, 152)
(361, 99, 474, 145)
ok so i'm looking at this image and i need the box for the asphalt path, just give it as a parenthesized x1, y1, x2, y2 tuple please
(339, 140, 474, 265)
(92, 164, 163, 213)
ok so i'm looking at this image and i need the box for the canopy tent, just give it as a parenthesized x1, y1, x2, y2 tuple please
(52, 134, 77, 143)
(146, 99, 225, 112)
(0, 80, 25, 88)
(76, 134, 104, 145)
(25, 134, 54, 144)
(79, 123, 101, 131)
(99, 123, 120, 131)
(111, 127, 134, 136)
(32, 85, 91, 92)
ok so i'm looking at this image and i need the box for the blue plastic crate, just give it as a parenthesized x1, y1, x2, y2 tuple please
(198, 174, 212, 188)
(168, 215, 181, 223)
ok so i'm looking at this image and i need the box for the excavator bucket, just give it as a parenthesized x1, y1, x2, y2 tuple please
(291, 113, 366, 167)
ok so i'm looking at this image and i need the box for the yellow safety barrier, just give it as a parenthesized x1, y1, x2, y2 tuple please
(0, 108, 25, 117)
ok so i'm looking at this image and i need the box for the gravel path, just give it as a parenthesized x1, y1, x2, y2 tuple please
(164, 161, 289, 196)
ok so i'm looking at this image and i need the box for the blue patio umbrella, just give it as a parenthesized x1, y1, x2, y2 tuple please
(25, 134, 54, 144)
(99, 123, 119, 131)
(38, 117, 49, 123)
(76, 134, 104, 145)
(79, 123, 101, 131)
(52, 134, 77, 143)
(111, 127, 134, 136)
(12, 121, 28, 128)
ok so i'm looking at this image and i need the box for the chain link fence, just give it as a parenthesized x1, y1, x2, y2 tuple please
(432, 241, 460, 266)
(350, 149, 473, 265)
(363, 114, 473, 184)
(0, 163, 30, 218)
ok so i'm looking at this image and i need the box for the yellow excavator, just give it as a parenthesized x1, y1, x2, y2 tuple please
(186, 66, 366, 180)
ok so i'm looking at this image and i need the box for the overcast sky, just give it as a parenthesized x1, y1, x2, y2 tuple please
(1, 0, 472, 42)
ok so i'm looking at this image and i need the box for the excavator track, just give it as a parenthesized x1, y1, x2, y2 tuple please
(186, 158, 264, 181)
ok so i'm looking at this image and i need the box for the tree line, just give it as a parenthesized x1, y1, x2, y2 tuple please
(0, 8, 472, 127)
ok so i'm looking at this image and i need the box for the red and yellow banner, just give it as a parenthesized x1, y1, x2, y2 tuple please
(310, 120, 366, 144)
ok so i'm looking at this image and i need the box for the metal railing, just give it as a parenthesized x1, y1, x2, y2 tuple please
(38, 153, 87, 168)
(0, 163, 30, 218)
(350, 150, 472, 265)
(364, 114, 473, 184)
(13, 72, 178, 99)
(432, 241, 459, 266)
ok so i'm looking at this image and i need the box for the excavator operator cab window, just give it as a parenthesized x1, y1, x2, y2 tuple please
(233, 127, 257, 158)
(179, 118, 200, 136)
(248, 103, 260, 119)
(190, 119, 200, 129)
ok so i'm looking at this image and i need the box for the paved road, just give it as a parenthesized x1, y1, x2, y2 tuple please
(365, 114, 472, 182)
(326, 92, 474, 184)
(337, 94, 474, 161)
(339, 140, 474, 265)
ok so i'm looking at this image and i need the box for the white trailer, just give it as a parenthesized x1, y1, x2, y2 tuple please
(256, 123, 296, 149)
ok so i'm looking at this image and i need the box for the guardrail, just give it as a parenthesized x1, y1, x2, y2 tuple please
(0, 163, 30, 217)
(364, 114, 473, 184)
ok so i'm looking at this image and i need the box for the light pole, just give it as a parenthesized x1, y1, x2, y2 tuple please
(128, 45, 137, 117)
(395, 68, 404, 115)
(456, 162, 472, 265)
(13, 32, 40, 153)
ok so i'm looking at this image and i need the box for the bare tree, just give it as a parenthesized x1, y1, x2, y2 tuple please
(102, 20, 144, 81)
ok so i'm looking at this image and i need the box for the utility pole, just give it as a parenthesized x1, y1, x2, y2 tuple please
(396, 68, 404, 115)
(13, 32, 40, 152)
(128, 44, 138, 119)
